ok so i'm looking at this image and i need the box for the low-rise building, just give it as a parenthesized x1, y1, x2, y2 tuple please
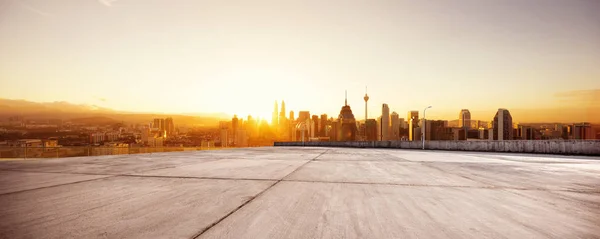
(573, 123, 594, 140)
(424, 120, 453, 141)
(44, 139, 59, 147)
(8, 139, 43, 147)
(90, 133, 106, 144)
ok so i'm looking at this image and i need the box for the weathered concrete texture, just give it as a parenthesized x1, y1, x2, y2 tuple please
(0, 147, 599, 238)
(0, 176, 274, 239)
(314, 149, 401, 161)
(0, 153, 217, 174)
(275, 140, 600, 155)
(285, 161, 486, 186)
(199, 181, 600, 239)
(426, 162, 600, 191)
(205, 147, 325, 161)
(0, 171, 109, 194)
(137, 159, 308, 180)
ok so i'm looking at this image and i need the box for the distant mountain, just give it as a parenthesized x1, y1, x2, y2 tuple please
(0, 98, 228, 126)
(186, 112, 232, 119)
(106, 114, 226, 126)
(0, 99, 114, 118)
(70, 116, 119, 125)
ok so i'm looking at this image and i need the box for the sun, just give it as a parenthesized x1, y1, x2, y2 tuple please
(251, 110, 273, 124)
(228, 108, 273, 125)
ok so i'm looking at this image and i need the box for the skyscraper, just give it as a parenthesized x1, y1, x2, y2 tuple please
(425, 120, 454, 141)
(377, 116, 382, 141)
(407, 111, 419, 141)
(141, 125, 150, 145)
(272, 101, 279, 126)
(276, 101, 288, 140)
(365, 119, 378, 141)
(298, 111, 310, 123)
(232, 115, 239, 131)
(235, 129, 247, 147)
(407, 111, 419, 126)
(153, 118, 165, 131)
(459, 109, 471, 129)
(390, 112, 400, 140)
(399, 118, 405, 129)
(573, 123, 593, 140)
(280, 101, 286, 122)
(246, 116, 257, 138)
(311, 115, 319, 138)
(289, 111, 295, 122)
(516, 125, 534, 140)
(232, 115, 239, 145)
(409, 117, 415, 141)
(381, 104, 390, 141)
(165, 117, 175, 138)
(219, 121, 229, 147)
(290, 125, 297, 142)
(364, 86, 369, 122)
(330, 121, 339, 141)
(320, 114, 328, 137)
(492, 108, 513, 141)
(337, 92, 357, 141)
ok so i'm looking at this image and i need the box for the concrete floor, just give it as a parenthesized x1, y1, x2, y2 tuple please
(0, 147, 599, 238)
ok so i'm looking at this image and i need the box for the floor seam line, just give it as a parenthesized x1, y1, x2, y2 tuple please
(120, 174, 276, 182)
(191, 149, 330, 239)
(278, 179, 600, 193)
(378, 150, 412, 162)
(0, 168, 115, 176)
(0, 175, 117, 196)
(419, 162, 498, 188)
(0, 163, 191, 176)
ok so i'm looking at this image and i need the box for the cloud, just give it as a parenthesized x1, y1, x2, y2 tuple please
(16, 1, 52, 17)
(98, 0, 118, 7)
(554, 89, 600, 104)
(93, 96, 107, 102)
(553, 89, 600, 122)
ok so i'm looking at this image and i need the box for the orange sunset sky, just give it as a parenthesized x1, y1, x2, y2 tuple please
(1, 0, 599, 123)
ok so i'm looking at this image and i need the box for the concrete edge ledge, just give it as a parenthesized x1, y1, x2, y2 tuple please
(274, 140, 600, 156)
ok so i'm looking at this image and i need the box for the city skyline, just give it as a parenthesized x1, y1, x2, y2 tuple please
(1, 0, 599, 123)
(0, 95, 599, 124)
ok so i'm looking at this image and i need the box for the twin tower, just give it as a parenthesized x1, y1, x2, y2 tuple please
(272, 101, 287, 126)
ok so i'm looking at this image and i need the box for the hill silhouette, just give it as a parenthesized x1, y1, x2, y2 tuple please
(0, 99, 228, 126)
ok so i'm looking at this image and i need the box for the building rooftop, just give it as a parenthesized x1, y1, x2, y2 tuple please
(0, 147, 599, 238)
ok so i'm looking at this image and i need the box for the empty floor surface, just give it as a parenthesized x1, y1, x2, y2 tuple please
(0, 147, 599, 238)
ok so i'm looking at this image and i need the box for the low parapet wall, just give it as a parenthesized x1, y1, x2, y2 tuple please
(274, 140, 600, 156)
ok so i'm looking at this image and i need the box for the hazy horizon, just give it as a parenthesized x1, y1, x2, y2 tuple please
(1, 0, 599, 123)
(1, 97, 599, 124)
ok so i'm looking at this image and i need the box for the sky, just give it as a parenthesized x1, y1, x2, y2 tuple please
(1, 0, 599, 122)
